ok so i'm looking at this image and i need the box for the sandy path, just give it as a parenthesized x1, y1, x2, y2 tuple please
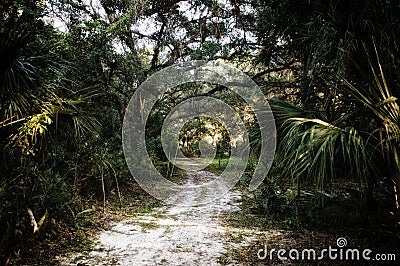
(59, 160, 254, 265)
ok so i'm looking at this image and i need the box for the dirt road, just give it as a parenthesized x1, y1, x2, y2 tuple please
(60, 160, 259, 265)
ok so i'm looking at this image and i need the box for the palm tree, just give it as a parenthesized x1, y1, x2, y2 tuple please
(250, 0, 400, 222)
(0, 1, 102, 259)
(0, 1, 100, 155)
(257, 45, 399, 221)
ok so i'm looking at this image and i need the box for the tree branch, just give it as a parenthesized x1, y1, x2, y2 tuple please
(252, 60, 297, 79)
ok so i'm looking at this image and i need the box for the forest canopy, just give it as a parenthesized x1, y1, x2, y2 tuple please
(1, 0, 399, 264)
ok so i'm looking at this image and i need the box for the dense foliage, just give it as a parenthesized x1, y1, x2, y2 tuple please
(1, 0, 399, 263)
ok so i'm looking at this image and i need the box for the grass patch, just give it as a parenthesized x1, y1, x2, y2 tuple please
(129, 201, 163, 214)
(138, 221, 160, 232)
(163, 226, 172, 235)
(223, 211, 270, 229)
(204, 156, 229, 175)
(227, 231, 245, 243)
(201, 155, 260, 189)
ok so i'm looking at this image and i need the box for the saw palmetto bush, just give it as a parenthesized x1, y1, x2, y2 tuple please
(252, 0, 400, 225)
(343, 45, 400, 181)
(0, 1, 103, 261)
(262, 46, 400, 224)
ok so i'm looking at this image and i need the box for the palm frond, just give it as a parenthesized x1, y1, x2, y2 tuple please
(269, 98, 372, 205)
(342, 42, 400, 176)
